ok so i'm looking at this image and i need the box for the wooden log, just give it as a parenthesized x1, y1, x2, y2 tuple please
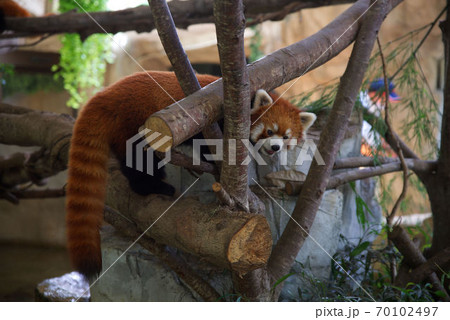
(105, 168, 272, 275)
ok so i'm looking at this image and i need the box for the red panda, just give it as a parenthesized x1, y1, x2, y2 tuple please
(0, 0, 31, 32)
(250, 89, 316, 156)
(66, 71, 316, 278)
(0, 0, 31, 18)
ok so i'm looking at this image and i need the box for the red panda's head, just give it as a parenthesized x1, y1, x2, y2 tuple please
(250, 89, 316, 156)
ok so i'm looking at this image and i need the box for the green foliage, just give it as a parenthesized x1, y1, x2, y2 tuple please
(1, 64, 64, 98)
(286, 232, 440, 302)
(0, 63, 14, 78)
(290, 80, 338, 113)
(349, 181, 375, 231)
(364, 26, 439, 159)
(248, 25, 264, 63)
(54, 0, 114, 109)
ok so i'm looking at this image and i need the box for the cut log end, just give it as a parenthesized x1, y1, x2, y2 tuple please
(227, 215, 272, 275)
(144, 116, 174, 152)
(285, 181, 301, 196)
(212, 182, 222, 192)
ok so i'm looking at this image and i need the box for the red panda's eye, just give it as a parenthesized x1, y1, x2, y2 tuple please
(267, 129, 273, 136)
(283, 135, 289, 140)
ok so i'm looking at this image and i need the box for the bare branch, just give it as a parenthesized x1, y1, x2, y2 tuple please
(286, 159, 436, 196)
(148, 0, 223, 171)
(377, 37, 409, 226)
(267, 0, 390, 292)
(149, 0, 202, 95)
(333, 156, 398, 169)
(0, 0, 356, 39)
(390, 5, 448, 80)
(212, 182, 235, 207)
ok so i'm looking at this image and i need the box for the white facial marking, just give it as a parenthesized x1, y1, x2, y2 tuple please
(272, 123, 279, 132)
(261, 134, 285, 156)
(250, 123, 264, 142)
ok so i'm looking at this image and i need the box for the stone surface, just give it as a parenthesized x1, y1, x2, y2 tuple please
(35, 272, 90, 302)
(90, 226, 197, 302)
(90, 226, 232, 302)
(336, 111, 382, 247)
(252, 187, 343, 281)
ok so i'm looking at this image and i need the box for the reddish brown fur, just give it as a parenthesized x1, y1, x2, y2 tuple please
(0, 1, 32, 17)
(251, 93, 304, 142)
(66, 71, 218, 277)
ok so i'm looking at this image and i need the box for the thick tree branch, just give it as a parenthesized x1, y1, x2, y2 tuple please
(389, 226, 450, 300)
(267, 0, 389, 296)
(214, 0, 251, 210)
(145, 0, 403, 151)
(0, 0, 355, 39)
(333, 156, 398, 169)
(148, 0, 222, 171)
(408, 247, 450, 284)
(439, 16, 450, 181)
(285, 159, 437, 196)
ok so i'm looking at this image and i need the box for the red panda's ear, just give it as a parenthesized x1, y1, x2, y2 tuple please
(299, 112, 316, 132)
(252, 89, 273, 114)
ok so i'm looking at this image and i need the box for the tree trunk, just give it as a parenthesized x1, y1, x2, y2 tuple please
(423, 7, 450, 260)
(214, 0, 250, 210)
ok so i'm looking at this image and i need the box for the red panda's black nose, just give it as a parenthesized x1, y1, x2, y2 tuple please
(271, 145, 280, 151)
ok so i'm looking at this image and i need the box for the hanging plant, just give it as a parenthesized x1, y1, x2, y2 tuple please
(53, 0, 114, 109)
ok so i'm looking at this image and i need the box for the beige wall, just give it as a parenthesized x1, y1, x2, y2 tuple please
(0, 90, 71, 247)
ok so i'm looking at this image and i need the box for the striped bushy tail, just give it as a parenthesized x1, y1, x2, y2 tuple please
(66, 119, 110, 279)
